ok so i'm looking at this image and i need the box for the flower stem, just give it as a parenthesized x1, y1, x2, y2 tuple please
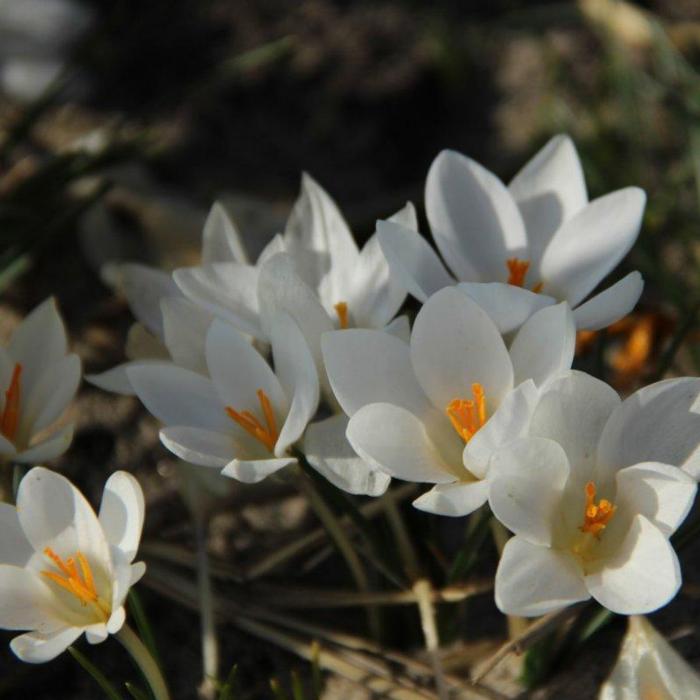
(116, 624, 171, 700)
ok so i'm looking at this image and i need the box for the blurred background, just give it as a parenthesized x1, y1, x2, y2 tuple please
(1, 1, 700, 698)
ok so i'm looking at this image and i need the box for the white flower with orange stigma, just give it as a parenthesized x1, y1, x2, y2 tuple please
(322, 286, 576, 515)
(378, 135, 646, 332)
(0, 467, 145, 662)
(491, 371, 700, 616)
(599, 615, 700, 699)
(0, 298, 80, 464)
(127, 315, 319, 483)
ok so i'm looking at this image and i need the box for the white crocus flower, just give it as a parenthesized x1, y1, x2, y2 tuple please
(599, 615, 700, 699)
(127, 315, 319, 484)
(174, 174, 416, 341)
(378, 135, 646, 332)
(0, 298, 80, 463)
(491, 371, 699, 617)
(0, 467, 145, 663)
(322, 286, 576, 516)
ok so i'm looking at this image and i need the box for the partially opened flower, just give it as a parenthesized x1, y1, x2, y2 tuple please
(0, 297, 80, 464)
(492, 371, 699, 616)
(599, 615, 700, 699)
(0, 467, 145, 662)
(87, 201, 238, 395)
(175, 174, 416, 341)
(127, 315, 319, 483)
(322, 286, 576, 515)
(378, 135, 646, 332)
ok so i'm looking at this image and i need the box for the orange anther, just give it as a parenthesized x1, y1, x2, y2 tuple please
(580, 482, 616, 537)
(226, 388, 279, 452)
(506, 258, 530, 288)
(446, 383, 488, 443)
(334, 301, 349, 329)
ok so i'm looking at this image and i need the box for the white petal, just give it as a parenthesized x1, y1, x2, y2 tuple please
(572, 271, 644, 331)
(388, 201, 418, 230)
(540, 187, 646, 305)
(488, 437, 569, 546)
(426, 149, 528, 282)
(509, 302, 575, 387)
(20, 354, 81, 436)
(377, 219, 454, 303)
(345, 233, 407, 329)
(161, 297, 211, 374)
(160, 427, 236, 467)
(270, 313, 319, 455)
(347, 403, 459, 483)
(16, 467, 111, 577)
(117, 264, 178, 338)
(410, 287, 513, 411)
(201, 201, 248, 265)
(222, 457, 296, 483)
(173, 263, 263, 339)
(257, 253, 334, 397)
(495, 538, 589, 617)
(85, 625, 109, 644)
(615, 462, 697, 537)
(98, 472, 145, 562)
(14, 424, 74, 464)
(464, 379, 538, 479)
(256, 233, 287, 265)
(130, 561, 146, 586)
(508, 134, 587, 269)
(283, 173, 359, 305)
(597, 378, 700, 480)
(303, 414, 391, 496)
(412, 480, 489, 517)
(0, 503, 33, 566)
(383, 315, 410, 342)
(0, 565, 62, 631)
(599, 616, 700, 700)
(9, 297, 68, 397)
(586, 515, 681, 615)
(86, 361, 160, 396)
(127, 363, 228, 431)
(11, 626, 82, 663)
(322, 329, 431, 417)
(530, 370, 620, 480)
(106, 605, 126, 635)
(0, 433, 17, 459)
(457, 282, 557, 334)
(206, 319, 288, 420)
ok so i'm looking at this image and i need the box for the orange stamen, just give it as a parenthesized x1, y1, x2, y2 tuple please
(226, 388, 279, 452)
(1, 363, 21, 440)
(579, 482, 616, 537)
(506, 258, 530, 287)
(334, 301, 349, 329)
(41, 547, 110, 620)
(506, 258, 543, 293)
(446, 383, 487, 443)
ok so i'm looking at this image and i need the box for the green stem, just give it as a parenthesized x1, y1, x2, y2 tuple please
(295, 469, 380, 640)
(116, 624, 171, 700)
(69, 646, 124, 700)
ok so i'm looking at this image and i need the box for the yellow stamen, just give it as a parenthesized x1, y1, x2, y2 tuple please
(226, 388, 279, 452)
(1, 363, 21, 440)
(579, 481, 616, 537)
(334, 301, 349, 329)
(446, 382, 487, 443)
(41, 547, 110, 621)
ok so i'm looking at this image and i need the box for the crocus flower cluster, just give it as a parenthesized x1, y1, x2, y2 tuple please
(84, 134, 700, 623)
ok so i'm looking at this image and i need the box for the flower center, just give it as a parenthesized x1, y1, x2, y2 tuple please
(225, 388, 279, 452)
(41, 547, 111, 622)
(334, 301, 349, 329)
(579, 481, 616, 537)
(506, 258, 543, 293)
(446, 383, 487, 443)
(1, 363, 22, 441)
